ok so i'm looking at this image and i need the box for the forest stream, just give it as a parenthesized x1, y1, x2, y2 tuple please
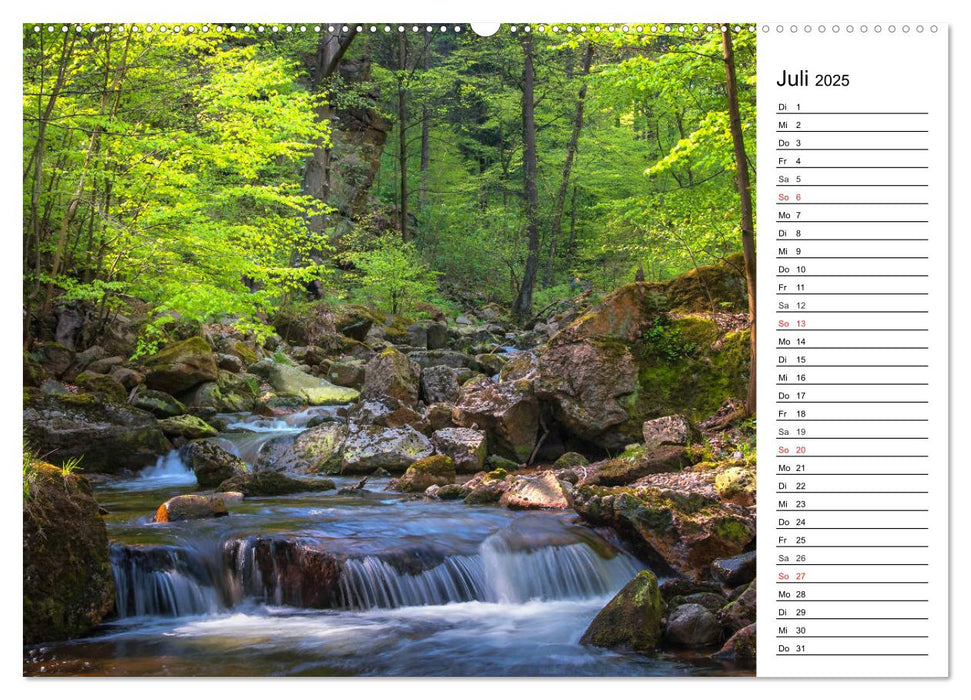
(24, 407, 739, 677)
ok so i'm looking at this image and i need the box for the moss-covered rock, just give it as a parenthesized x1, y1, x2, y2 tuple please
(580, 570, 664, 653)
(394, 455, 456, 493)
(340, 425, 434, 474)
(362, 348, 421, 407)
(713, 622, 756, 669)
(181, 441, 247, 488)
(23, 463, 114, 644)
(74, 371, 128, 403)
(262, 362, 359, 406)
(131, 389, 187, 418)
(553, 452, 589, 470)
(664, 253, 749, 314)
(143, 336, 218, 394)
(500, 471, 573, 510)
(23, 391, 172, 474)
(158, 414, 219, 439)
(431, 427, 487, 472)
(259, 422, 348, 474)
(216, 471, 336, 497)
(714, 465, 756, 507)
(573, 483, 755, 580)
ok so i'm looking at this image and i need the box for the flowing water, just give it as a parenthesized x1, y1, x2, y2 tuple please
(24, 409, 739, 677)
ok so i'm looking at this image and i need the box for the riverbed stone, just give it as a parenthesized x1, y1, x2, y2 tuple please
(23, 463, 115, 644)
(154, 494, 230, 523)
(74, 371, 128, 403)
(420, 365, 461, 404)
(23, 391, 172, 474)
(712, 623, 756, 669)
(432, 427, 487, 472)
(394, 455, 456, 493)
(264, 362, 359, 406)
(341, 425, 435, 474)
(158, 414, 219, 439)
(143, 336, 218, 394)
(580, 570, 664, 653)
(262, 422, 348, 474)
(453, 380, 539, 463)
(500, 471, 573, 510)
(216, 471, 336, 497)
(711, 551, 757, 587)
(131, 389, 187, 418)
(665, 603, 723, 647)
(180, 441, 247, 488)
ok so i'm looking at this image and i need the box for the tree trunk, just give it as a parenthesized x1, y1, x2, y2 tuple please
(397, 31, 409, 240)
(543, 43, 593, 287)
(418, 33, 432, 213)
(722, 27, 757, 416)
(512, 34, 540, 322)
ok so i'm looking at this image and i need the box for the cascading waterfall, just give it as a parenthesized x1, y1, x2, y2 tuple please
(132, 450, 196, 488)
(337, 554, 488, 609)
(111, 545, 222, 617)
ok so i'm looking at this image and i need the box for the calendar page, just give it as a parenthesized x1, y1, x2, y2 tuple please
(18, 9, 952, 684)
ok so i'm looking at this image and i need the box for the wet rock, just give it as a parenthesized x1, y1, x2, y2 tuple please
(659, 579, 725, 601)
(216, 471, 336, 497)
(572, 484, 755, 580)
(361, 348, 420, 407)
(712, 623, 756, 669)
(420, 365, 461, 404)
(642, 414, 701, 450)
(437, 483, 471, 500)
(711, 551, 757, 587)
(261, 422, 347, 474)
(143, 336, 218, 394)
(23, 392, 172, 474)
(500, 471, 573, 510)
(453, 381, 539, 463)
(340, 425, 434, 474)
(714, 466, 756, 507)
(131, 389, 187, 418)
(580, 570, 664, 653)
(669, 591, 730, 613)
(158, 414, 219, 439)
(181, 441, 247, 488)
(462, 471, 511, 505)
(393, 455, 456, 493)
(665, 603, 722, 648)
(718, 580, 756, 632)
(432, 427, 487, 472)
(23, 463, 114, 644)
(225, 537, 342, 608)
(535, 339, 638, 449)
(263, 362, 359, 406)
(154, 494, 229, 522)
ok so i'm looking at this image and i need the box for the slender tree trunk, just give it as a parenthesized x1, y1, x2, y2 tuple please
(512, 34, 540, 322)
(418, 34, 432, 213)
(722, 27, 757, 416)
(543, 43, 593, 287)
(397, 31, 409, 240)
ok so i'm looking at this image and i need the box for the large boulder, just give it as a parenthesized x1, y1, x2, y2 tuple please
(718, 580, 757, 632)
(580, 444, 696, 487)
(340, 425, 434, 474)
(180, 441, 248, 488)
(420, 365, 461, 404)
(143, 336, 218, 394)
(453, 381, 538, 463)
(580, 570, 664, 653)
(23, 392, 172, 474)
(713, 623, 756, 669)
(711, 551, 757, 588)
(153, 494, 230, 522)
(23, 463, 114, 643)
(714, 465, 756, 507)
(573, 482, 755, 580)
(665, 603, 722, 648)
(216, 471, 336, 497)
(535, 339, 638, 449)
(263, 362, 359, 405)
(550, 282, 667, 346)
(327, 357, 366, 389)
(393, 455, 456, 493)
(431, 427, 487, 472)
(74, 371, 127, 403)
(131, 389, 187, 418)
(499, 471, 573, 510)
(259, 422, 348, 474)
(362, 348, 420, 407)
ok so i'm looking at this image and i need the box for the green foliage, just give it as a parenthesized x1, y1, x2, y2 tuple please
(641, 317, 699, 361)
(345, 234, 440, 316)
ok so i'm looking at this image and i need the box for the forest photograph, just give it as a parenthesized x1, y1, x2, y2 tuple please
(22, 22, 757, 676)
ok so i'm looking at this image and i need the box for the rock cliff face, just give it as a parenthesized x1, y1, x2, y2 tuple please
(23, 464, 114, 643)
